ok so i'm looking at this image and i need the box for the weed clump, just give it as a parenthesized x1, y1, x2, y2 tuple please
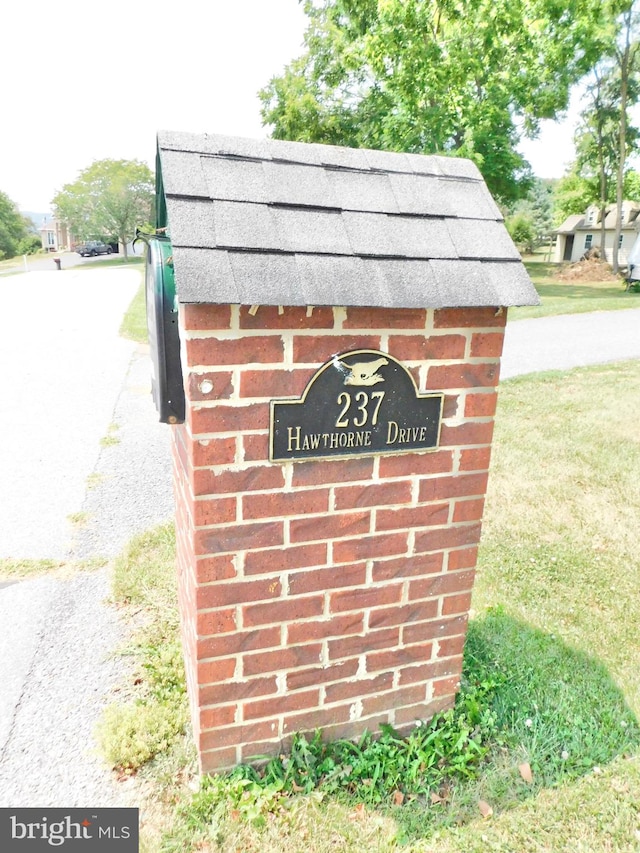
(97, 701, 187, 774)
(96, 636, 188, 774)
(170, 662, 502, 841)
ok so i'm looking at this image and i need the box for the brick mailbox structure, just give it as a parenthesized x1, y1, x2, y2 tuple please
(152, 130, 539, 773)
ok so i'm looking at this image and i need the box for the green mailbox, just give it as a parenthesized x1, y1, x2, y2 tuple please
(145, 235, 185, 424)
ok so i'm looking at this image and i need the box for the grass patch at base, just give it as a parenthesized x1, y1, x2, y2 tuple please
(96, 523, 189, 779)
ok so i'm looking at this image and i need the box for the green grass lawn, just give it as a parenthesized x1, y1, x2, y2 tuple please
(101, 359, 640, 852)
(71, 255, 144, 271)
(119, 278, 147, 342)
(511, 262, 639, 320)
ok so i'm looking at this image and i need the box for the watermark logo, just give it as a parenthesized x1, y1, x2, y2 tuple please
(0, 808, 138, 851)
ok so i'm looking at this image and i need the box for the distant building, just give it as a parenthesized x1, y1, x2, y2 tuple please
(554, 201, 640, 265)
(38, 216, 74, 252)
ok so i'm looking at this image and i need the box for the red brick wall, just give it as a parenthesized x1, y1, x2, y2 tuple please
(172, 303, 506, 773)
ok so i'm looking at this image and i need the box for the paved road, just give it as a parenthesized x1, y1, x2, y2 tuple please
(501, 307, 640, 379)
(0, 267, 172, 808)
(0, 249, 144, 276)
(0, 267, 171, 560)
(0, 268, 638, 808)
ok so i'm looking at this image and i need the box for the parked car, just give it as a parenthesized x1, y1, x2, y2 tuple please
(75, 241, 112, 257)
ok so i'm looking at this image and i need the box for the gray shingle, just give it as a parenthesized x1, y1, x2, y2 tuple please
(274, 208, 352, 254)
(438, 179, 503, 221)
(430, 260, 501, 306)
(447, 219, 520, 261)
(263, 161, 337, 208)
(364, 259, 441, 307)
(388, 173, 454, 217)
(157, 130, 209, 153)
(343, 259, 399, 307)
(160, 150, 209, 198)
(201, 156, 269, 203)
(229, 252, 305, 305)
(202, 133, 272, 160)
(168, 198, 217, 248)
(432, 157, 483, 181)
(158, 130, 271, 160)
(296, 254, 374, 306)
(482, 261, 542, 306)
(325, 169, 399, 213)
(171, 248, 238, 302)
(362, 149, 413, 173)
(267, 138, 324, 166)
(312, 145, 370, 170)
(384, 216, 458, 259)
(213, 201, 279, 250)
(341, 211, 395, 256)
(404, 153, 444, 177)
(342, 211, 457, 259)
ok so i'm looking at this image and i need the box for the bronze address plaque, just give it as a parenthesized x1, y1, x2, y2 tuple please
(270, 350, 443, 462)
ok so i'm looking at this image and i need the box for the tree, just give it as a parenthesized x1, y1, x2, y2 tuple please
(17, 234, 42, 255)
(551, 163, 640, 228)
(506, 179, 554, 253)
(506, 212, 536, 254)
(53, 160, 154, 260)
(611, 1, 640, 272)
(0, 191, 33, 260)
(260, 0, 617, 203)
(552, 167, 598, 226)
(560, 2, 640, 270)
(623, 167, 640, 197)
(574, 63, 625, 251)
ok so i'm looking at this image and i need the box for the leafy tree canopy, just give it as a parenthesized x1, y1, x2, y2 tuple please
(260, 0, 618, 202)
(506, 211, 536, 254)
(552, 167, 597, 226)
(507, 178, 555, 248)
(0, 190, 33, 260)
(53, 159, 154, 259)
(552, 164, 640, 225)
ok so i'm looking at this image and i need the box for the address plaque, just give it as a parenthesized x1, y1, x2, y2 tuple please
(269, 350, 443, 462)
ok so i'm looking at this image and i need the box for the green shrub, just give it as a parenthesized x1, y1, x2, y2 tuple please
(17, 235, 42, 255)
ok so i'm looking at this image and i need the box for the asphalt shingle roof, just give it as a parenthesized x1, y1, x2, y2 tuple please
(156, 130, 539, 307)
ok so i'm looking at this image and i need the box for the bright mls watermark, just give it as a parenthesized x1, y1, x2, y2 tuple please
(0, 809, 138, 851)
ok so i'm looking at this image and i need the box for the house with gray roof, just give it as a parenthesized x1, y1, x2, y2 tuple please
(155, 130, 538, 310)
(554, 201, 640, 265)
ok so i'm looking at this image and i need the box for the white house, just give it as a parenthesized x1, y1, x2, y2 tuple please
(38, 216, 74, 252)
(554, 201, 640, 266)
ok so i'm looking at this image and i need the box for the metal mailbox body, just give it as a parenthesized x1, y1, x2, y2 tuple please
(145, 235, 185, 424)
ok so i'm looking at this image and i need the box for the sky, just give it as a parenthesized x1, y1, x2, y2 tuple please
(1, 0, 579, 215)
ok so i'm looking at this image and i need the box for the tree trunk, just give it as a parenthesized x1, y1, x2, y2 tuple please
(613, 64, 627, 274)
(613, 7, 636, 274)
(596, 70, 608, 255)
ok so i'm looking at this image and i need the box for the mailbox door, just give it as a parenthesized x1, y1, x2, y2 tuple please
(145, 237, 185, 424)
